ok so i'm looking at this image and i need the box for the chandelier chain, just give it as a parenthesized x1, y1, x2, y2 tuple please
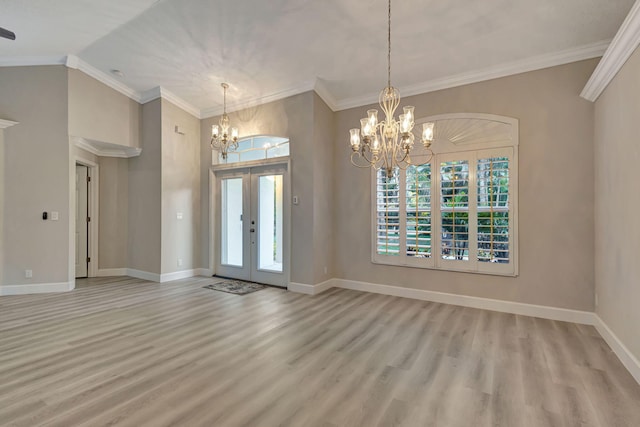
(387, 0, 391, 89)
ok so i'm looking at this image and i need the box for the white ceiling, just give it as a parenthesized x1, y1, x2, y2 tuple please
(0, 0, 635, 115)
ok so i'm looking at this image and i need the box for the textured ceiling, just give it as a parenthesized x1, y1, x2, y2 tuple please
(0, 0, 635, 114)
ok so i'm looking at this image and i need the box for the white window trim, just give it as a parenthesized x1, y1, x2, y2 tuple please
(370, 113, 519, 277)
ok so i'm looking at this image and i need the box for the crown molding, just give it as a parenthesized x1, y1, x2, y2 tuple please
(200, 80, 318, 118)
(335, 40, 610, 111)
(313, 79, 338, 111)
(0, 119, 19, 129)
(0, 55, 66, 67)
(581, 1, 640, 101)
(65, 54, 141, 102)
(140, 86, 201, 119)
(139, 86, 162, 104)
(0, 37, 613, 118)
(72, 135, 142, 158)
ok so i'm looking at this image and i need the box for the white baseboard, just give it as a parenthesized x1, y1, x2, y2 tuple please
(287, 282, 314, 294)
(593, 315, 640, 385)
(159, 269, 199, 283)
(333, 279, 597, 325)
(97, 268, 213, 282)
(96, 268, 127, 277)
(126, 269, 161, 282)
(0, 281, 75, 296)
(288, 279, 335, 295)
(315, 278, 335, 294)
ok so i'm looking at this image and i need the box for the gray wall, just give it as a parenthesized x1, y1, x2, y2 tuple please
(333, 59, 598, 311)
(0, 66, 70, 285)
(594, 46, 640, 361)
(128, 99, 162, 274)
(312, 93, 335, 284)
(68, 69, 141, 148)
(99, 157, 129, 269)
(161, 99, 201, 274)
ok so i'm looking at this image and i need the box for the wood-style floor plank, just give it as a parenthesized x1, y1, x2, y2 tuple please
(0, 276, 639, 426)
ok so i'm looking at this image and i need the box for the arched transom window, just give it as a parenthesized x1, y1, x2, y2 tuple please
(218, 136, 289, 164)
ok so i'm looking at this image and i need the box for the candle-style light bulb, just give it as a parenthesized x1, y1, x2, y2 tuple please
(400, 114, 411, 133)
(367, 109, 378, 128)
(371, 134, 381, 154)
(403, 106, 415, 127)
(361, 118, 371, 138)
(350, 128, 361, 151)
(422, 122, 434, 145)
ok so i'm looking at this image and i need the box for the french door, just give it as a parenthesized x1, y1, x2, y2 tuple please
(214, 163, 289, 287)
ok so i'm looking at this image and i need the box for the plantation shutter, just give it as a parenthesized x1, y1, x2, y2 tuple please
(477, 156, 510, 264)
(440, 160, 470, 261)
(376, 168, 400, 256)
(405, 164, 431, 258)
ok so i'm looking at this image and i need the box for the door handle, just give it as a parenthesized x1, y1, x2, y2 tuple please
(250, 228, 255, 233)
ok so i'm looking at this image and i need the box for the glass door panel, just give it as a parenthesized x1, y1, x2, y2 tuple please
(257, 175, 283, 272)
(221, 178, 243, 266)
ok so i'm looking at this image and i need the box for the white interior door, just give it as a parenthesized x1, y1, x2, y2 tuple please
(215, 163, 288, 287)
(75, 164, 88, 278)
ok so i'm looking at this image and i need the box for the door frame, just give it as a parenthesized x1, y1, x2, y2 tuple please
(209, 157, 291, 287)
(73, 158, 99, 278)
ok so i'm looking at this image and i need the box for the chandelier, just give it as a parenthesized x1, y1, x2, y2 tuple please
(211, 83, 239, 159)
(349, 0, 434, 178)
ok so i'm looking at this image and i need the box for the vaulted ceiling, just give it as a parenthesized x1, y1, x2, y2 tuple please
(0, 0, 635, 116)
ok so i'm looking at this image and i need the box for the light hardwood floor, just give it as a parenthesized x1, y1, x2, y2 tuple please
(0, 276, 639, 427)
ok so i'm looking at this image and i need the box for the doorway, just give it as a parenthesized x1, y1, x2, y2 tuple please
(214, 162, 289, 287)
(75, 164, 89, 278)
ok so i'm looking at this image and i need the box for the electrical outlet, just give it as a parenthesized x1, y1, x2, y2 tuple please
(51, 211, 59, 221)
(176, 212, 183, 220)
(25, 269, 32, 278)
(177, 258, 183, 267)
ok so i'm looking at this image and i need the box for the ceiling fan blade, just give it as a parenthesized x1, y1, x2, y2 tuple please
(0, 27, 16, 40)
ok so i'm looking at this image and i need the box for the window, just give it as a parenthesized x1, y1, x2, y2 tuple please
(218, 136, 289, 164)
(371, 114, 518, 276)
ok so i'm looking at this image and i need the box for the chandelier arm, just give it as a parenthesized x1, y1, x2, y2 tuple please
(351, 151, 382, 170)
(396, 152, 411, 170)
(364, 146, 381, 168)
(421, 149, 434, 165)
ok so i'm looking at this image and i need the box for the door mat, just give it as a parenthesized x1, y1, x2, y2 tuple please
(203, 280, 267, 295)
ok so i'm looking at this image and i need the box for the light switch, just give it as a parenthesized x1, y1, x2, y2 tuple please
(293, 196, 299, 205)
(51, 211, 59, 221)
